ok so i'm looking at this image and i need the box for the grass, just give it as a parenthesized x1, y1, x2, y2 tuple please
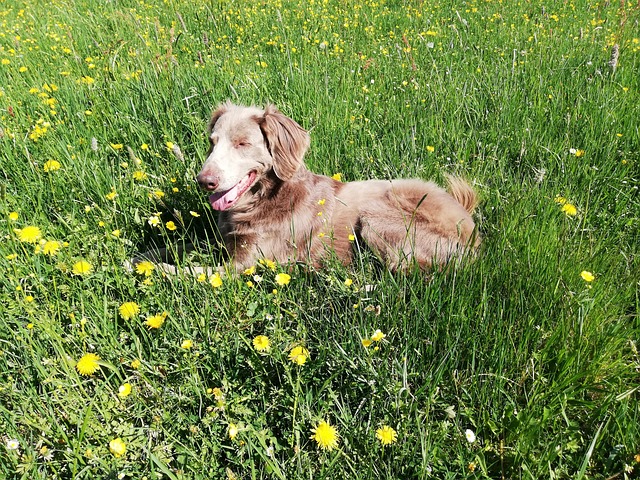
(0, 0, 639, 478)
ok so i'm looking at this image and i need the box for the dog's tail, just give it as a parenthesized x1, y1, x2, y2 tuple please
(445, 175, 479, 214)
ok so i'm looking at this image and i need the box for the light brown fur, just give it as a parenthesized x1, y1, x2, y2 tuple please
(193, 103, 481, 272)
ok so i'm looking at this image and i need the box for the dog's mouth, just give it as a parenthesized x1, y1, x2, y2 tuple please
(208, 171, 257, 211)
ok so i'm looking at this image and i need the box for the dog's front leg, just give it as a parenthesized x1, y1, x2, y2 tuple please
(124, 243, 226, 278)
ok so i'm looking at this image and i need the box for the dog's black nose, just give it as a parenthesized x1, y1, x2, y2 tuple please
(196, 173, 219, 191)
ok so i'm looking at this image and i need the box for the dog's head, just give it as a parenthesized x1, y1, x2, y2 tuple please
(196, 102, 310, 211)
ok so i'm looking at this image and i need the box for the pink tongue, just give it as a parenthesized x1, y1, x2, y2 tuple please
(208, 172, 256, 211)
(209, 184, 242, 211)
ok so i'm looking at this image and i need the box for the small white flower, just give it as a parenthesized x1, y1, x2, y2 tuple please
(266, 445, 274, 458)
(6, 439, 20, 450)
(569, 148, 577, 155)
(444, 405, 456, 419)
(465, 429, 476, 443)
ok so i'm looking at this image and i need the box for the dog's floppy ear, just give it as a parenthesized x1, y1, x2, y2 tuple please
(260, 104, 310, 180)
(208, 101, 231, 132)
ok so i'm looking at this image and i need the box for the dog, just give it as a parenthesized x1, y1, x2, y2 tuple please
(188, 102, 480, 273)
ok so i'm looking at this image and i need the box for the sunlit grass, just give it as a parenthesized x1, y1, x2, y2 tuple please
(1, 0, 639, 478)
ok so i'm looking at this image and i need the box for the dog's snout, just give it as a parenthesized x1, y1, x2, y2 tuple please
(196, 173, 220, 191)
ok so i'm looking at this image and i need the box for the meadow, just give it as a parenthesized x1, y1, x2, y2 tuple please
(0, 0, 639, 478)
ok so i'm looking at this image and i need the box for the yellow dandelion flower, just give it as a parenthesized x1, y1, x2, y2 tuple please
(132, 170, 147, 181)
(243, 266, 256, 275)
(42, 240, 61, 256)
(253, 335, 270, 352)
(8, 212, 19, 221)
(130, 359, 141, 369)
(118, 383, 132, 398)
(426, 145, 435, 153)
(331, 173, 342, 181)
(43, 160, 61, 172)
(376, 425, 398, 445)
(135, 261, 155, 276)
(228, 423, 239, 440)
(110, 143, 124, 150)
(16, 225, 42, 243)
(261, 258, 277, 270)
(311, 421, 339, 451)
(76, 353, 100, 376)
(165, 221, 177, 231)
(348, 234, 356, 242)
(145, 311, 167, 329)
(561, 203, 577, 216)
(181, 339, 193, 349)
(362, 338, 373, 347)
(72, 260, 93, 275)
(105, 189, 117, 201)
(118, 302, 140, 320)
(344, 278, 353, 287)
(275, 273, 291, 286)
(580, 271, 595, 282)
(554, 195, 567, 205)
(317, 198, 326, 205)
(289, 346, 309, 365)
(209, 273, 223, 288)
(109, 438, 126, 457)
(371, 329, 386, 342)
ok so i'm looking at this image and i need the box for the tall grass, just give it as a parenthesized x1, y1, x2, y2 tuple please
(0, 0, 638, 478)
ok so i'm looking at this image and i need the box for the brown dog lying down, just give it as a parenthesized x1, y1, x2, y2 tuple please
(133, 102, 480, 275)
